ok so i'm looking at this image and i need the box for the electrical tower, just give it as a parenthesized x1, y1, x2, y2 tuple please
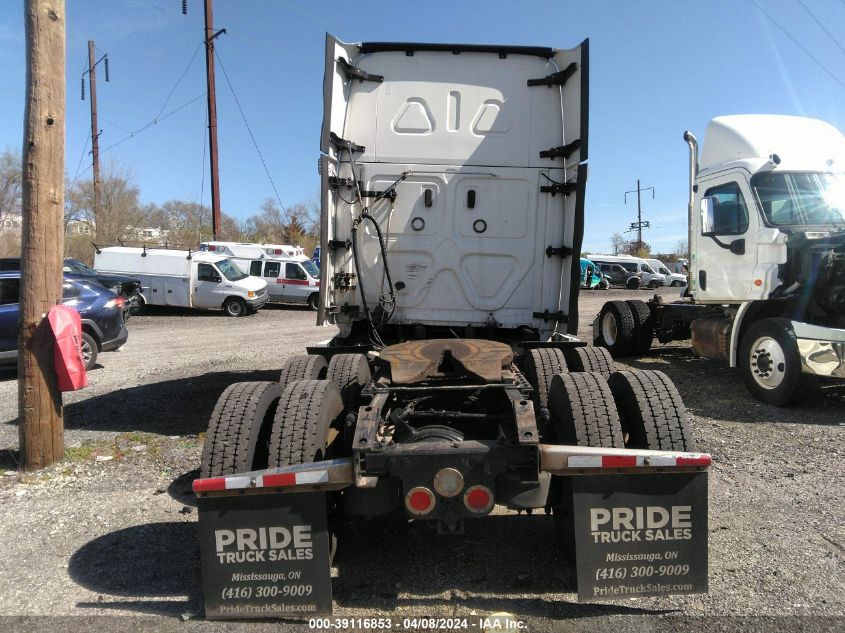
(625, 179, 654, 253)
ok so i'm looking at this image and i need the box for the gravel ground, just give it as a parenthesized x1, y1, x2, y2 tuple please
(0, 291, 843, 632)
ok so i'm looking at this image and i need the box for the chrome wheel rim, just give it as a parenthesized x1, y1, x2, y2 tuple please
(749, 336, 786, 389)
(601, 313, 618, 346)
(80, 339, 92, 366)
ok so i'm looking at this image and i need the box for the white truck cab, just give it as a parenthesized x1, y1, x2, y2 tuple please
(201, 241, 320, 309)
(94, 247, 269, 317)
(596, 115, 845, 405)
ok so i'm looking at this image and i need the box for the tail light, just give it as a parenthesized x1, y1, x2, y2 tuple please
(405, 486, 435, 516)
(433, 468, 464, 497)
(104, 296, 125, 310)
(463, 485, 494, 514)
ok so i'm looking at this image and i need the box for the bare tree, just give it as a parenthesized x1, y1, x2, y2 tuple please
(0, 149, 23, 224)
(674, 239, 689, 258)
(610, 232, 626, 256)
(66, 163, 143, 243)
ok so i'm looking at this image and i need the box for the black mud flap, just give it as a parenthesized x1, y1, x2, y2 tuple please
(197, 492, 333, 619)
(572, 472, 708, 602)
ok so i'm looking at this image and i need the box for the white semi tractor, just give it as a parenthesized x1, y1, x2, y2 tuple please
(595, 115, 845, 406)
(192, 36, 711, 619)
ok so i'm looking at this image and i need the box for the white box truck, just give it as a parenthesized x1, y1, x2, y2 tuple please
(594, 115, 845, 405)
(190, 36, 711, 619)
(94, 246, 269, 317)
(200, 241, 321, 309)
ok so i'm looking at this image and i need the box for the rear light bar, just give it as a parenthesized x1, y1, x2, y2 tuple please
(538, 445, 711, 473)
(192, 446, 712, 496)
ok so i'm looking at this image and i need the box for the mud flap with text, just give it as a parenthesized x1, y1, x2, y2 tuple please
(572, 472, 708, 602)
(197, 492, 332, 619)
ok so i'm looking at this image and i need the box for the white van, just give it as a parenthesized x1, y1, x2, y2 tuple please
(589, 255, 665, 288)
(644, 258, 687, 287)
(94, 247, 269, 317)
(200, 241, 320, 310)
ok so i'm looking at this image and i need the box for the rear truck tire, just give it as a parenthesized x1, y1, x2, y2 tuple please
(547, 372, 625, 448)
(199, 381, 283, 478)
(223, 297, 247, 317)
(547, 372, 624, 558)
(326, 353, 372, 410)
(562, 346, 615, 379)
(625, 299, 655, 356)
(607, 369, 695, 451)
(269, 379, 345, 560)
(80, 331, 98, 371)
(648, 279, 660, 289)
(307, 293, 318, 311)
(269, 379, 344, 466)
(595, 300, 636, 357)
(739, 318, 810, 407)
(626, 276, 641, 290)
(522, 347, 567, 409)
(279, 353, 327, 387)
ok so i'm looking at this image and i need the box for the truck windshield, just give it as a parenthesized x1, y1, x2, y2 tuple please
(301, 259, 319, 278)
(217, 258, 247, 281)
(752, 172, 845, 227)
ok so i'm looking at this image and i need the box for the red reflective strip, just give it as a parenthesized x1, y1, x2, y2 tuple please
(676, 455, 712, 467)
(261, 473, 297, 487)
(602, 455, 637, 468)
(193, 477, 226, 492)
(284, 279, 309, 285)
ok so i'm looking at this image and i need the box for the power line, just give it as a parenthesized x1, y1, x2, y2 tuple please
(155, 41, 204, 120)
(73, 92, 207, 180)
(749, 0, 845, 91)
(70, 133, 91, 185)
(796, 0, 845, 57)
(214, 48, 289, 218)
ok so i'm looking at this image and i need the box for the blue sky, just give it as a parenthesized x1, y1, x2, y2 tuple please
(1, 0, 844, 254)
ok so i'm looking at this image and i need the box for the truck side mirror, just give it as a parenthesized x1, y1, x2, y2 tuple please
(700, 197, 716, 236)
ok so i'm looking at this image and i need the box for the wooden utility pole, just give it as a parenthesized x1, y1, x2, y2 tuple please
(19, 0, 66, 470)
(86, 40, 100, 236)
(625, 179, 654, 253)
(203, 0, 224, 239)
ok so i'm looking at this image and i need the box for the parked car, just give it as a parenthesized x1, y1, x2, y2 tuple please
(579, 258, 608, 289)
(644, 258, 687, 286)
(0, 257, 143, 319)
(595, 261, 641, 289)
(591, 255, 664, 288)
(0, 272, 128, 370)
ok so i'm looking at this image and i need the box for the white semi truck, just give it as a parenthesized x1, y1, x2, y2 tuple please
(191, 36, 711, 619)
(594, 115, 845, 406)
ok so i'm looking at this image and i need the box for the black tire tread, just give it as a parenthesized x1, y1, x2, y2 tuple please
(523, 348, 568, 408)
(548, 372, 624, 447)
(269, 380, 343, 466)
(625, 299, 654, 356)
(562, 346, 615, 378)
(279, 354, 327, 387)
(200, 381, 283, 478)
(597, 300, 636, 357)
(608, 369, 695, 451)
(326, 353, 371, 409)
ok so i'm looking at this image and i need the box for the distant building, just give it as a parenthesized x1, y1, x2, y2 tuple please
(0, 213, 22, 234)
(66, 219, 94, 236)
